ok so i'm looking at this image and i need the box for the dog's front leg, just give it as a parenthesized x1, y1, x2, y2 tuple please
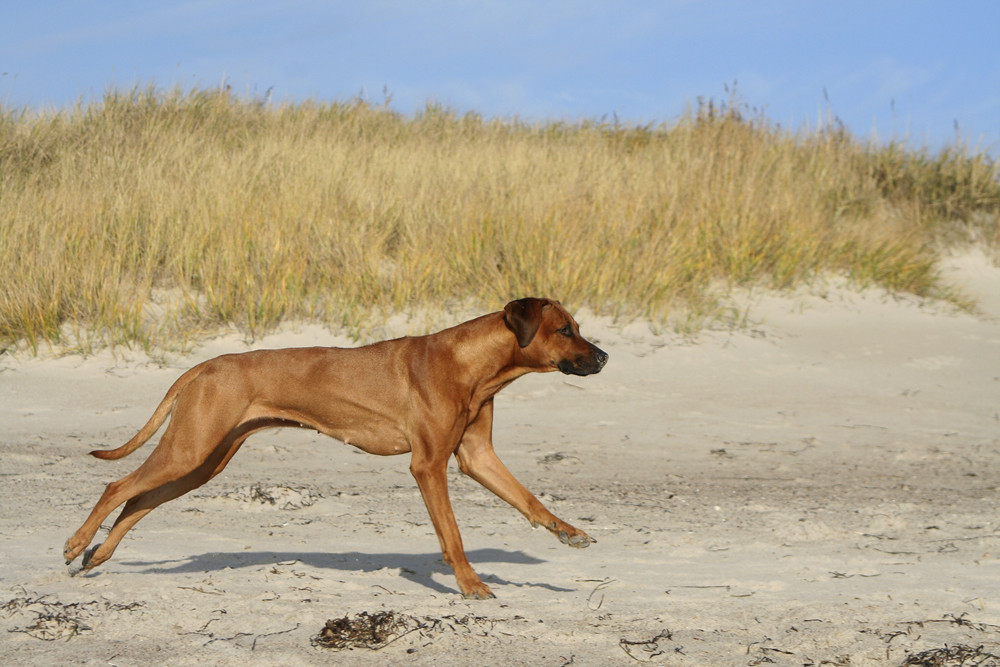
(454, 400, 595, 548)
(409, 440, 494, 600)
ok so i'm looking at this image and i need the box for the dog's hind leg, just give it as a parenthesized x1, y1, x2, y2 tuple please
(64, 394, 246, 567)
(79, 457, 219, 569)
(70, 421, 261, 570)
(64, 466, 151, 565)
(64, 461, 197, 567)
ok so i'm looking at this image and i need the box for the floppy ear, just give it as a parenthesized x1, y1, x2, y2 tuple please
(503, 298, 550, 347)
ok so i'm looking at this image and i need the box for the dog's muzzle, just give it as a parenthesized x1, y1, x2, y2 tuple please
(557, 346, 609, 376)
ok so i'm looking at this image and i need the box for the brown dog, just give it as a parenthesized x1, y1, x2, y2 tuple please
(64, 298, 608, 599)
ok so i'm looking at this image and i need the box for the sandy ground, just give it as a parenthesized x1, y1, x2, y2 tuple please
(2, 249, 1000, 666)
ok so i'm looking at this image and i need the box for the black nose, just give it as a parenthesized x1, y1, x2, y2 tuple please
(594, 347, 609, 370)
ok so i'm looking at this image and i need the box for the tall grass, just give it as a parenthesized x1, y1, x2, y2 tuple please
(1, 86, 998, 353)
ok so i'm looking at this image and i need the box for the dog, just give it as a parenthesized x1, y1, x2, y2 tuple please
(64, 297, 608, 599)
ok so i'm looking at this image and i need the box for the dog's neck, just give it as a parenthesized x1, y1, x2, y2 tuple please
(433, 311, 541, 405)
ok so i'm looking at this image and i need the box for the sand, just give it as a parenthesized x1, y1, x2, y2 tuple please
(2, 249, 999, 666)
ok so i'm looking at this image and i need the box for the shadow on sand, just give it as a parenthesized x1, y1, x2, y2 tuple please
(118, 547, 573, 595)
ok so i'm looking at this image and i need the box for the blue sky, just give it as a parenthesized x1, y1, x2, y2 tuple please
(2, 1, 998, 152)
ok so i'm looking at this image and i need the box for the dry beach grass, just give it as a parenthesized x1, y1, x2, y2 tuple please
(1, 85, 997, 354)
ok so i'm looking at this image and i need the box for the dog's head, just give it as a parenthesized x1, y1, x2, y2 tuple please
(503, 298, 608, 376)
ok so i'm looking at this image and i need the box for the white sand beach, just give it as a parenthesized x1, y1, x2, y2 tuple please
(2, 249, 999, 666)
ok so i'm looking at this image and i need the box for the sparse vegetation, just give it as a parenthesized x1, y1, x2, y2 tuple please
(1, 85, 998, 353)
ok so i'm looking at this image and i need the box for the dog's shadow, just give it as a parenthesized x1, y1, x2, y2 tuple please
(120, 547, 572, 595)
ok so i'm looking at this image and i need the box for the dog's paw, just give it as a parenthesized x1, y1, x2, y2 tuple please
(459, 582, 496, 600)
(80, 544, 102, 569)
(560, 531, 596, 548)
(542, 520, 595, 548)
(63, 539, 84, 565)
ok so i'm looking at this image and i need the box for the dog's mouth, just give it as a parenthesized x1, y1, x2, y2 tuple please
(556, 348, 609, 376)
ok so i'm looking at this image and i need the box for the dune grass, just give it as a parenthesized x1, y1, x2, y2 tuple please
(1, 86, 998, 354)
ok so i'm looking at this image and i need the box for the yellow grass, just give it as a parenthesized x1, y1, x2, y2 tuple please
(1, 86, 998, 353)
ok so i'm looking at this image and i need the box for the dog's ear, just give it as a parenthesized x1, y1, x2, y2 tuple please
(504, 298, 551, 347)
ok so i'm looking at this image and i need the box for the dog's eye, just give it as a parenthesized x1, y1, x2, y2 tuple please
(557, 326, 574, 338)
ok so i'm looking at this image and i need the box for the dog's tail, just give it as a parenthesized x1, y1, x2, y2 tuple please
(89, 363, 207, 460)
